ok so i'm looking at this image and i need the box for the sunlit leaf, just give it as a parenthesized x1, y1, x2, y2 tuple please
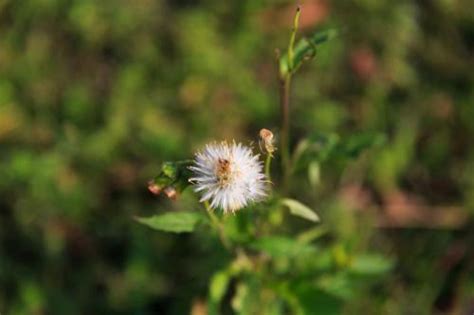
(135, 212, 204, 233)
(308, 161, 320, 187)
(349, 254, 393, 276)
(281, 198, 320, 222)
(297, 226, 328, 243)
(210, 270, 230, 302)
(252, 236, 317, 258)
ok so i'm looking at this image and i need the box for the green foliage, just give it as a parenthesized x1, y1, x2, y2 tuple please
(307, 161, 321, 187)
(1, 0, 473, 314)
(281, 198, 320, 222)
(208, 269, 232, 315)
(251, 236, 317, 259)
(280, 29, 338, 77)
(284, 282, 343, 315)
(294, 132, 386, 166)
(135, 212, 205, 233)
(149, 160, 194, 194)
(348, 254, 393, 276)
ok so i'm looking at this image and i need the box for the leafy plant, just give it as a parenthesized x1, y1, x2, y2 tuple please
(136, 7, 391, 314)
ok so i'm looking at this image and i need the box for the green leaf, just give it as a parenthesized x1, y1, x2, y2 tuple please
(161, 162, 178, 179)
(280, 282, 343, 315)
(341, 133, 386, 158)
(281, 198, 320, 222)
(252, 236, 317, 258)
(149, 160, 194, 196)
(316, 273, 355, 300)
(209, 270, 231, 307)
(293, 133, 339, 166)
(297, 226, 328, 243)
(315, 133, 340, 161)
(231, 277, 262, 315)
(280, 29, 338, 76)
(308, 161, 320, 187)
(296, 287, 342, 315)
(349, 254, 393, 276)
(135, 212, 204, 233)
(292, 132, 386, 175)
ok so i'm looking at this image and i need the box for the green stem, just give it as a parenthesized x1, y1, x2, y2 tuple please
(280, 75, 291, 190)
(203, 201, 232, 250)
(264, 153, 272, 181)
(280, 6, 300, 191)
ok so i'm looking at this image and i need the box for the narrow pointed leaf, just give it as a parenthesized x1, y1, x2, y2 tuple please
(282, 198, 320, 222)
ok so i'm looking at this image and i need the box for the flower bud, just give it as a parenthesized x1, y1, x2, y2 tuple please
(164, 187, 177, 200)
(147, 181, 162, 195)
(259, 128, 275, 154)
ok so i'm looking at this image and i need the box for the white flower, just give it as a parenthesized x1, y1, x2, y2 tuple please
(189, 141, 267, 213)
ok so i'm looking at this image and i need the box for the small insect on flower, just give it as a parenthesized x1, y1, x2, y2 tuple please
(189, 141, 268, 213)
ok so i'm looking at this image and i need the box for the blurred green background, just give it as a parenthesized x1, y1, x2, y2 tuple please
(1, 0, 474, 314)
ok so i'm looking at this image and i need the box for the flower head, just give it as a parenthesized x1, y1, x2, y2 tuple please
(189, 141, 267, 213)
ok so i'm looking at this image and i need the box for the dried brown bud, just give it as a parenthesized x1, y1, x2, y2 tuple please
(259, 128, 275, 154)
(148, 181, 162, 195)
(260, 128, 273, 141)
(164, 187, 177, 200)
